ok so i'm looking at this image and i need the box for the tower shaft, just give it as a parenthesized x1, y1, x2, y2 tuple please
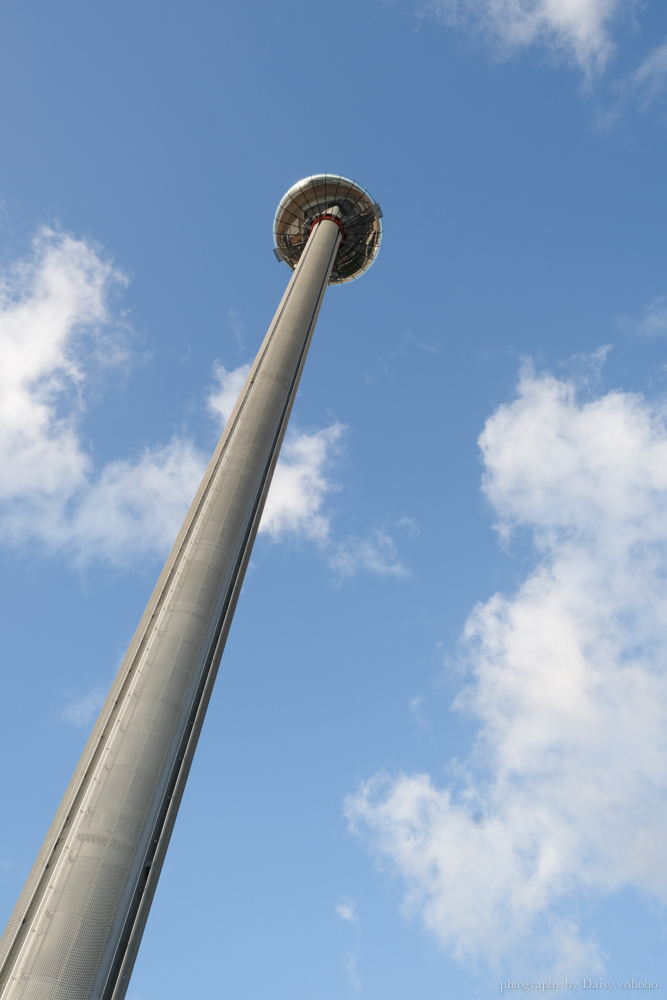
(0, 215, 342, 1000)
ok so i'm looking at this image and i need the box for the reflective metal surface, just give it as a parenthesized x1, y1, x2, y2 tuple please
(273, 174, 382, 284)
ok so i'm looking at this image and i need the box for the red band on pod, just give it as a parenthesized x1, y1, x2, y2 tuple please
(308, 213, 346, 242)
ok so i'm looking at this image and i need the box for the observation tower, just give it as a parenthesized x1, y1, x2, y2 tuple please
(0, 175, 382, 1000)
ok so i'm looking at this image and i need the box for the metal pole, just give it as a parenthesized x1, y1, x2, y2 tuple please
(0, 215, 342, 1000)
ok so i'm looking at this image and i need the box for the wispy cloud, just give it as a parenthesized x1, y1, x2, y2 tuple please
(599, 36, 667, 127)
(345, 947, 362, 992)
(336, 900, 361, 990)
(625, 36, 667, 108)
(409, 694, 427, 727)
(618, 294, 667, 339)
(617, 36, 667, 110)
(396, 515, 420, 538)
(328, 527, 410, 580)
(421, 0, 636, 77)
(227, 307, 245, 351)
(61, 684, 109, 728)
(346, 360, 667, 974)
(336, 898, 359, 924)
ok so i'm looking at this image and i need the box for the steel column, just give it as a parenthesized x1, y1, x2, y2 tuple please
(0, 216, 342, 1000)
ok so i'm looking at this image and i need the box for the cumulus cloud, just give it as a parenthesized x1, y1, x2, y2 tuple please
(346, 362, 667, 973)
(424, 0, 636, 75)
(58, 440, 205, 563)
(0, 230, 407, 577)
(260, 437, 410, 575)
(260, 424, 344, 543)
(0, 227, 206, 565)
(0, 231, 341, 566)
(0, 227, 123, 504)
(255, 421, 409, 576)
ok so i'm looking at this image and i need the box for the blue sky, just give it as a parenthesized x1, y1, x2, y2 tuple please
(2, 1, 667, 997)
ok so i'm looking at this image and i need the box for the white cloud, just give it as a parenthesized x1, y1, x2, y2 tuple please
(257, 425, 410, 577)
(396, 515, 421, 539)
(425, 0, 636, 75)
(208, 363, 345, 544)
(260, 434, 411, 577)
(621, 36, 667, 110)
(617, 294, 667, 339)
(336, 900, 361, 989)
(61, 684, 109, 728)
(260, 423, 344, 543)
(0, 227, 206, 566)
(344, 947, 362, 992)
(0, 227, 123, 503)
(346, 362, 667, 973)
(208, 360, 252, 426)
(600, 38, 667, 127)
(335, 898, 359, 924)
(208, 364, 353, 549)
(0, 233, 408, 578)
(328, 528, 410, 579)
(0, 232, 344, 567)
(60, 439, 205, 564)
(637, 296, 667, 337)
(208, 365, 410, 575)
(409, 694, 428, 727)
